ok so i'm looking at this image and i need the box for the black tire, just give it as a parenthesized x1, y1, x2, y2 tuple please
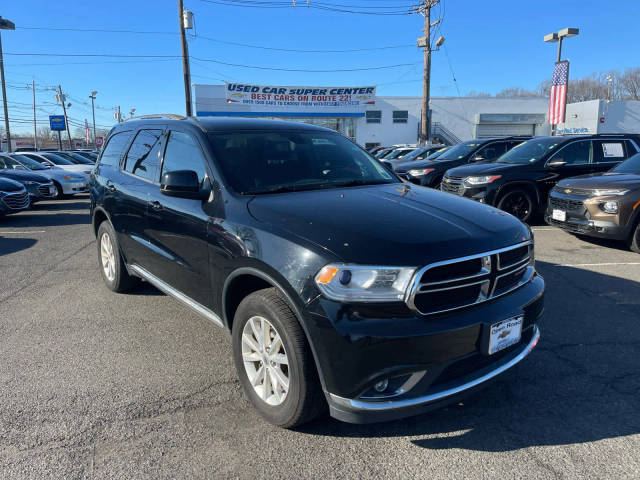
(52, 181, 65, 200)
(628, 220, 640, 253)
(232, 288, 326, 428)
(96, 221, 139, 292)
(497, 188, 535, 223)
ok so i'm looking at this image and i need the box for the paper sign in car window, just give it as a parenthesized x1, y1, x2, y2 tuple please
(602, 143, 624, 158)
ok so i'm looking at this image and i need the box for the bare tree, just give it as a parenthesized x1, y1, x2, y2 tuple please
(618, 68, 640, 100)
(496, 87, 540, 98)
(465, 91, 492, 97)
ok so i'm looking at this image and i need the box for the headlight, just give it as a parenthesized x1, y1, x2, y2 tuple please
(601, 201, 618, 214)
(464, 175, 502, 186)
(593, 189, 629, 196)
(315, 264, 416, 302)
(407, 168, 434, 177)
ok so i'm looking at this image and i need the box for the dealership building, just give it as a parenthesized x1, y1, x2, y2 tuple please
(194, 83, 551, 147)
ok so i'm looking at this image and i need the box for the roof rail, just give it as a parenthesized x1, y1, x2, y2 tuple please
(123, 113, 187, 122)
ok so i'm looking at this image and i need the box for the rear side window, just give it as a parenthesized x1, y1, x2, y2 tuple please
(161, 131, 208, 187)
(124, 130, 164, 182)
(549, 140, 592, 165)
(475, 142, 508, 162)
(100, 131, 134, 166)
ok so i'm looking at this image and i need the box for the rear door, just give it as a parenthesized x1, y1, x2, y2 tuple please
(592, 139, 632, 173)
(145, 129, 212, 307)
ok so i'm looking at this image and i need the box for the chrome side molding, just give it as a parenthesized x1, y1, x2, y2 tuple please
(129, 264, 224, 329)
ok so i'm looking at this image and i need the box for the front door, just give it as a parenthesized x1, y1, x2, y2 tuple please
(145, 129, 212, 308)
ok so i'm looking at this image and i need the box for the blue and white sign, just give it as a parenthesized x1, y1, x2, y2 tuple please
(49, 115, 66, 131)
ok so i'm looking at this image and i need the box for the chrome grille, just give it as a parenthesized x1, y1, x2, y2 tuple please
(549, 196, 583, 211)
(552, 185, 593, 196)
(37, 184, 54, 197)
(441, 176, 464, 195)
(406, 241, 534, 315)
(2, 191, 30, 210)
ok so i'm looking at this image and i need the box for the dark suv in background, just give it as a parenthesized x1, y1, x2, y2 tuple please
(395, 137, 530, 188)
(443, 134, 640, 222)
(90, 116, 544, 428)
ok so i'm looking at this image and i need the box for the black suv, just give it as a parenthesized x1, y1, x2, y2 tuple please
(442, 134, 640, 222)
(394, 137, 530, 188)
(90, 116, 544, 427)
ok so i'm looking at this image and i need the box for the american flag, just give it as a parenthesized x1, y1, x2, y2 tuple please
(84, 119, 90, 144)
(548, 61, 569, 125)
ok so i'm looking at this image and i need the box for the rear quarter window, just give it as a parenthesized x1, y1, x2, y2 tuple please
(99, 131, 134, 166)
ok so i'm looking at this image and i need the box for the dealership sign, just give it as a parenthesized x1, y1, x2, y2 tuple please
(225, 83, 376, 110)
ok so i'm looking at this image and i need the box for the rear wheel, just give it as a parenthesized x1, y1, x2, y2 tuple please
(96, 221, 139, 292)
(497, 189, 535, 223)
(628, 220, 640, 253)
(232, 288, 325, 428)
(52, 181, 64, 200)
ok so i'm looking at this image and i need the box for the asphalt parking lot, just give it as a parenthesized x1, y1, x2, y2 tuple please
(1, 196, 639, 479)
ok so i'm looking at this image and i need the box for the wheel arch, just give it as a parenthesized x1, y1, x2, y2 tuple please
(497, 181, 542, 207)
(91, 206, 111, 237)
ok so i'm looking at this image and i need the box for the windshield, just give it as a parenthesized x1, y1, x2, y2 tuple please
(9, 154, 48, 170)
(437, 141, 483, 161)
(207, 131, 397, 194)
(612, 153, 640, 174)
(41, 153, 74, 165)
(426, 147, 449, 160)
(386, 148, 413, 160)
(400, 147, 427, 162)
(0, 155, 27, 170)
(496, 138, 563, 164)
(59, 152, 94, 164)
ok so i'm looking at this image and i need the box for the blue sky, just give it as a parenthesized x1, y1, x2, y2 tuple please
(2, 0, 640, 134)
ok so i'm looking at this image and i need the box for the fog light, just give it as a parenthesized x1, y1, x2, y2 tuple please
(602, 201, 618, 214)
(374, 379, 389, 392)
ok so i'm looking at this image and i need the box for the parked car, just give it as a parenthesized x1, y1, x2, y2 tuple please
(18, 152, 93, 176)
(442, 134, 640, 222)
(9, 154, 88, 199)
(395, 137, 531, 189)
(53, 151, 95, 165)
(545, 152, 640, 252)
(374, 147, 396, 159)
(0, 155, 56, 202)
(71, 151, 98, 162)
(90, 116, 544, 428)
(393, 144, 446, 165)
(0, 177, 30, 216)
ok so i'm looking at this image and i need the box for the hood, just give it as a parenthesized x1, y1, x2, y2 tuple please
(446, 162, 526, 178)
(0, 169, 51, 183)
(557, 172, 640, 190)
(247, 183, 530, 265)
(394, 159, 435, 173)
(0, 176, 25, 192)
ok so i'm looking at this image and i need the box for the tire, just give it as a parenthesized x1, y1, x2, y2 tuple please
(232, 288, 325, 428)
(497, 188, 535, 223)
(96, 221, 139, 292)
(52, 181, 64, 200)
(628, 220, 640, 253)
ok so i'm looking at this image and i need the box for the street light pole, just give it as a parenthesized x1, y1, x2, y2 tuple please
(89, 91, 97, 149)
(0, 17, 16, 153)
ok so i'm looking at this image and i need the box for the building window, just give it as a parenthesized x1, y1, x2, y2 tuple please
(366, 110, 382, 124)
(393, 111, 409, 123)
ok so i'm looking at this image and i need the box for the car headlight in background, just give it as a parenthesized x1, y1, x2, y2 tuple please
(600, 201, 619, 214)
(63, 175, 84, 182)
(407, 168, 434, 177)
(593, 188, 629, 196)
(315, 264, 416, 302)
(464, 175, 502, 186)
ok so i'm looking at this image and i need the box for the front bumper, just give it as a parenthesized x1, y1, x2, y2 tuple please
(304, 273, 545, 423)
(60, 181, 89, 195)
(25, 182, 56, 201)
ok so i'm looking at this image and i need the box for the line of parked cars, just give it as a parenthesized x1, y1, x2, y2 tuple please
(0, 150, 97, 216)
(371, 134, 640, 252)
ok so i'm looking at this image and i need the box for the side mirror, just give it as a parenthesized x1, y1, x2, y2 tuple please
(547, 159, 566, 168)
(160, 170, 207, 200)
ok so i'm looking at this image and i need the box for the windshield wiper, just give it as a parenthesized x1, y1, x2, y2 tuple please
(328, 179, 393, 188)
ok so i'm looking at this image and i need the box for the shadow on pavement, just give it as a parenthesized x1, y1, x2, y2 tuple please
(0, 236, 37, 256)
(300, 261, 640, 451)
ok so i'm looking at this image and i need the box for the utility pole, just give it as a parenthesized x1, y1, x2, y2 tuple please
(115, 105, 122, 123)
(58, 85, 72, 149)
(32, 79, 37, 150)
(178, 0, 193, 116)
(89, 91, 97, 148)
(419, 1, 438, 146)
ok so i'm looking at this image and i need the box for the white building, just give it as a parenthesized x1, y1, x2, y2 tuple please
(194, 84, 551, 147)
(561, 100, 640, 135)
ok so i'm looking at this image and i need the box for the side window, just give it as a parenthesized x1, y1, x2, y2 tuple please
(161, 131, 208, 186)
(549, 140, 592, 165)
(99, 131, 134, 166)
(392, 111, 408, 124)
(625, 140, 639, 156)
(124, 129, 164, 182)
(475, 142, 507, 161)
(365, 110, 382, 124)
(593, 141, 626, 164)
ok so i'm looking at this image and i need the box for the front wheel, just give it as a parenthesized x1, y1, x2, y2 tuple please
(628, 221, 640, 253)
(497, 189, 535, 223)
(232, 288, 325, 428)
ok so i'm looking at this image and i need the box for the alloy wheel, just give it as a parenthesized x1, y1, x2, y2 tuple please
(241, 316, 290, 406)
(501, 192, 531, 221)
(100, 232, 116, 282)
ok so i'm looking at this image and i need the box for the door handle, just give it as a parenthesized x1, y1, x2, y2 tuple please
(105, 180, 116, 192)
(150, 200, 163, 211)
